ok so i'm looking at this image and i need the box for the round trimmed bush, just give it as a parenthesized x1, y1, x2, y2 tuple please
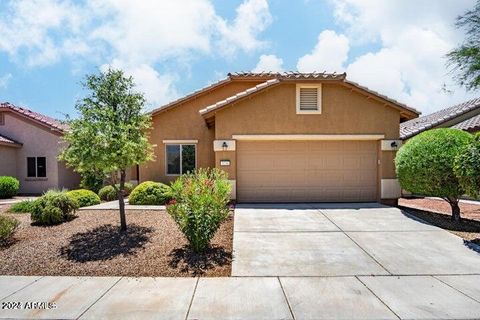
(98, 183, 134, 201)
(0, 176, 20, 199)
(454, 133, 480, 199)
(31, 190, 79, 225)
(128, 181, 171, 205)
(395, 128, 472, 220)
(66, 189, 101, 207)
(0, 215, 19, 244)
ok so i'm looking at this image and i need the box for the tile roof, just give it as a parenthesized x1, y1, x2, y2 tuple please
(0, 102, 68, 132)
(400, 97, 480, 139)
(0, 133, 22, 147)
(199, 79, 281, 115)
(453, 113, 480, 131)
(228, 71, 347, 80)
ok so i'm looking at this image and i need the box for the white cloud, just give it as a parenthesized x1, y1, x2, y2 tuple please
(297, 30, 349, 73)
(217, 0, 272, 56)
(252, 54, 284, 72)
(330, 0, 478, 114)
(0, 73, 12, 89)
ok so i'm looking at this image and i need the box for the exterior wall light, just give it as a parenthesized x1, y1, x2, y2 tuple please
(390, 141, 398, 148)
(222, 141, 228, 151)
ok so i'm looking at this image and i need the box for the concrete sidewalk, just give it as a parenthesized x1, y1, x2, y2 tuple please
(1, 275, 480, 319)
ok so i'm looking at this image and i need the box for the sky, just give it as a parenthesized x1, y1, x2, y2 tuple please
(0, 0, 478, 120)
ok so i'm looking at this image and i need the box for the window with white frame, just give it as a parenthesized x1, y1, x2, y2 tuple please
(296, 84, 322, 114)
(166, 144, 196, 175)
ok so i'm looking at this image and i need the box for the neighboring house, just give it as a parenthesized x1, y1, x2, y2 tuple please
(140, 72, 420, 204)
(400, 97, 480, 140)
(0, 102, 80, 194)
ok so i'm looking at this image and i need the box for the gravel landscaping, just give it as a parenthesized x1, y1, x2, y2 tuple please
(399, 197, 480, 245)
(0, 205, 233, 277)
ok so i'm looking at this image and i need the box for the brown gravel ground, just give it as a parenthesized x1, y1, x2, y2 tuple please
(0, 205, 233, 277)
(398, 198, 480, 245)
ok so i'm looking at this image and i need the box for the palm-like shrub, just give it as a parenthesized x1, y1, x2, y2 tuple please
(128, 181, 171, 205)
(98, 183, 134, 201)
(167, 168, 231, 252)
(454, 133, 480, 199)
(0, 215, 19, 244)
(0, 176, 20, 199)
(66, 189, 101, 207)
(31, 190, 79, 225)
(396, 128, 472, 221)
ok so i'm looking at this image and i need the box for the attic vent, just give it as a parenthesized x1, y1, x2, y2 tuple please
(299, 88, 318, 110)
(296, 84, 322, 114)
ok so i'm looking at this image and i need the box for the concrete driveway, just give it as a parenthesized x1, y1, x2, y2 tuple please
(232, 203, 480, 276)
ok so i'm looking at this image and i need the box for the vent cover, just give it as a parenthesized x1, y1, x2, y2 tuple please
(299, 87, 318, 110)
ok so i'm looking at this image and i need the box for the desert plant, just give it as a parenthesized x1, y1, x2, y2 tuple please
(98, 183, 134, 201)
(66, 189, 101, 207)
(8, 200, 35, 213)
(0, 215, 19, 244)
(128, 181, 171, 205)
(31, 190, 79, 225)
(167, 168, 231, 252)
(0, 176, 20, 199)
(454, 133, 480, 199)
(396, 128, 472, 221)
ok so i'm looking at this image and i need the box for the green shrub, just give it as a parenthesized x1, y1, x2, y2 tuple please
(128, 181, 171, 205)
(0, 215, 19, 244)
(79, 172, 105, 193)
(454, 133, 480, 199)
(396, 128, 472, 221)
(98, 183, 134, 201)
(0, 176, 20, 199)
(31, 190, 79, 225)
(66, 189, 101, 207)
(167, 168, 231, 252)
(8, 200, 35, 213)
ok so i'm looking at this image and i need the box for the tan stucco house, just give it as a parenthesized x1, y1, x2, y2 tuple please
(139, 72, 420, 204)
(0, 102, 80, 194)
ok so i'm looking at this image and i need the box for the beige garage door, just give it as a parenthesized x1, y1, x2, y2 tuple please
(237, 140, 378, 202)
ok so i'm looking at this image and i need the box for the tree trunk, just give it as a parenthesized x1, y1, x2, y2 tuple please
(118, 169, 127, 231)
(446, 197, 461, 222)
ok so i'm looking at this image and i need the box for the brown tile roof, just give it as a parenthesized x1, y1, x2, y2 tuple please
(199, 79, 280, 115)
(0, 102, 68, 133)
(400, 97, 480, 139)
(197, 72, 420, 117)
(0, 133, 22, 147)
(453, 113, 480, 132)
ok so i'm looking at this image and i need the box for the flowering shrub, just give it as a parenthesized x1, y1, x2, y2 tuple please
(167, 168, 231, 252)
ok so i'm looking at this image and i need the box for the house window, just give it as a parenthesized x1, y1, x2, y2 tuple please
(296, 84, 322, 114)
(166, 144, 196, 175)
(27, 157, 47, 178)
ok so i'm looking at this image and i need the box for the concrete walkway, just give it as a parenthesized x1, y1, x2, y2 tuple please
(1, 275, 480, 319)
(80, 200, 165, 211)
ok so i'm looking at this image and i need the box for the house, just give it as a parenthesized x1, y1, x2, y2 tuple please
(139, 72, 420, 204)
(400, 97, 480, 140)
(0, 102, 80, 194)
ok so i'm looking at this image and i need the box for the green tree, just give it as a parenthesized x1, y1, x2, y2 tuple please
(395, 128, 472, 221)
(454, 133, 480, 199)
(60, 69, 154, 231)
(447, 1, 480, 90)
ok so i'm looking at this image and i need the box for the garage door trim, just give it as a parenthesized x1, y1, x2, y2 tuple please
(232, 134, 385, 141)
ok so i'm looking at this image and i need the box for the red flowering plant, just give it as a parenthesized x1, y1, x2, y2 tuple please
(167, 168, 231, 252)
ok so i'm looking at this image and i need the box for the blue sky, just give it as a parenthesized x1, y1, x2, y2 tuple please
(0, 0, 477, 119)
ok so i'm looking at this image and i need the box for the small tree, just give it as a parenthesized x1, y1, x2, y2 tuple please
(454, 133, 480, 199)
(395, 128, 472, 221)
(60, 69, 154, 231)
(446, 1, 480, 91)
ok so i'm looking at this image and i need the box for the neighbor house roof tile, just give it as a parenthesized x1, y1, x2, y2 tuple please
(0, 133, 22, 147)
(400, 97, 480, 139)
(0, 102, 68, 132)
(453, 113, 480, 131)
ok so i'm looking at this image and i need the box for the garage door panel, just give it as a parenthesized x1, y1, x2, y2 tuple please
(237, 141, 378, 202)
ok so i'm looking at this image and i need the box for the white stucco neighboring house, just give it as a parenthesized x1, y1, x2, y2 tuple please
(0, 102, 80, 194)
